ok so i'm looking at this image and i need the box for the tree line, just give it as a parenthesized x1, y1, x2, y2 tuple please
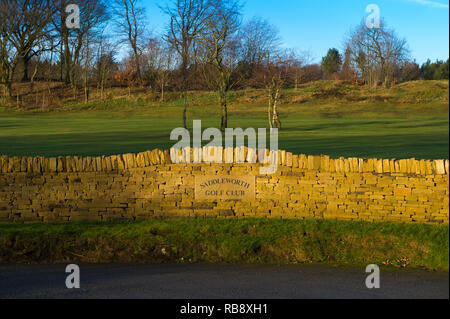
(0, 0, 448, 130)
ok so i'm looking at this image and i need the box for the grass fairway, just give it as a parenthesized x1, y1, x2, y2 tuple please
(0, 219, 448, 271)
(0, 81, 448, 159)
(0, 104, 448, 159)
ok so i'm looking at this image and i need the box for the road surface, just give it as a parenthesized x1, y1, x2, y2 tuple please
(0, 264, 448, 299)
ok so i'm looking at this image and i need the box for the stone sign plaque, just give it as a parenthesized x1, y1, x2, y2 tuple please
(195, 175, 256, 200)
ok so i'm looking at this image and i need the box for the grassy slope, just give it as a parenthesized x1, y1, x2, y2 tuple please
(0, 80, 448, 159)
(0, 219, 448, 271)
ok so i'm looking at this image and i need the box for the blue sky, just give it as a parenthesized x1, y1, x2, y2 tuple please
(143, 0, 449, 64)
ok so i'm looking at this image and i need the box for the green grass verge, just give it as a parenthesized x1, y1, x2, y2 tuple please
(1, 219, 448, 271)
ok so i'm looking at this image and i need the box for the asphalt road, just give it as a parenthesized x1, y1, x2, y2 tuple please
(0, 264, 448, 299)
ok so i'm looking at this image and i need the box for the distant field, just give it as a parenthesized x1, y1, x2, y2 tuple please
(0, 80, 448, 159)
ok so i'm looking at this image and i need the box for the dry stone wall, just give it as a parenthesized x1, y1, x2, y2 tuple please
(0, 149, 448, 224)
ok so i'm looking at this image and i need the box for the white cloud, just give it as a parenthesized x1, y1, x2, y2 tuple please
(407, 0, 449, 8)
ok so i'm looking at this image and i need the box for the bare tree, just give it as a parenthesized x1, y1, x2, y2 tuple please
(197, 0, 242, 132)
(339, 45, 357, 81)
(55, 0, 108, 89)
(112, 0, 146, 87)
(0, 26, 16, 98)
(82, 31, 91, 103)
(240, 17, 280, 66)
(399, 60, 420, 82)
(113, 57, 138, 96)
(263, 51, 292, 130)
(95, 33, 118, 100)
(162, 0, 213, 128)
(237, 17, 281, 89)
(290, 50, 314, 89)
(157, 46, 175, 102)
(30, 41, 44, 91)
(347, 20, 409, 88)
(42, 36, 56, 109)
(143, 38, 175, 101)
(0, 0, 56, 82)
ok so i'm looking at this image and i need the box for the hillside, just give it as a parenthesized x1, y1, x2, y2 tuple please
(2, 80, 449, 114)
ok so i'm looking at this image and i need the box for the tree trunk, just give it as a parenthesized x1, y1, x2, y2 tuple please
(219, 89, 227, 132)
(183, 91, 187, 129)
(181, 57, 188, 129)
(268, 89, 273, 129)
(100, 76, 104, 100)
(133, 48, 142, 87)
(60, 45, 64, 82)
(6, 77, 12, 97)
(84, 34, 90, 104)
(21, 56, 29, 82)
(160, 81, 165, 102)
(30, 52, 41, 93)
(1, 84, 7, 102)
(384, 73, 391, 88)
(272, 88, 281, 130)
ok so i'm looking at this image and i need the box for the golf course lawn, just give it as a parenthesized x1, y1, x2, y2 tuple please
(0, 100, 448, 159)
(1, 80, 449, 159)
